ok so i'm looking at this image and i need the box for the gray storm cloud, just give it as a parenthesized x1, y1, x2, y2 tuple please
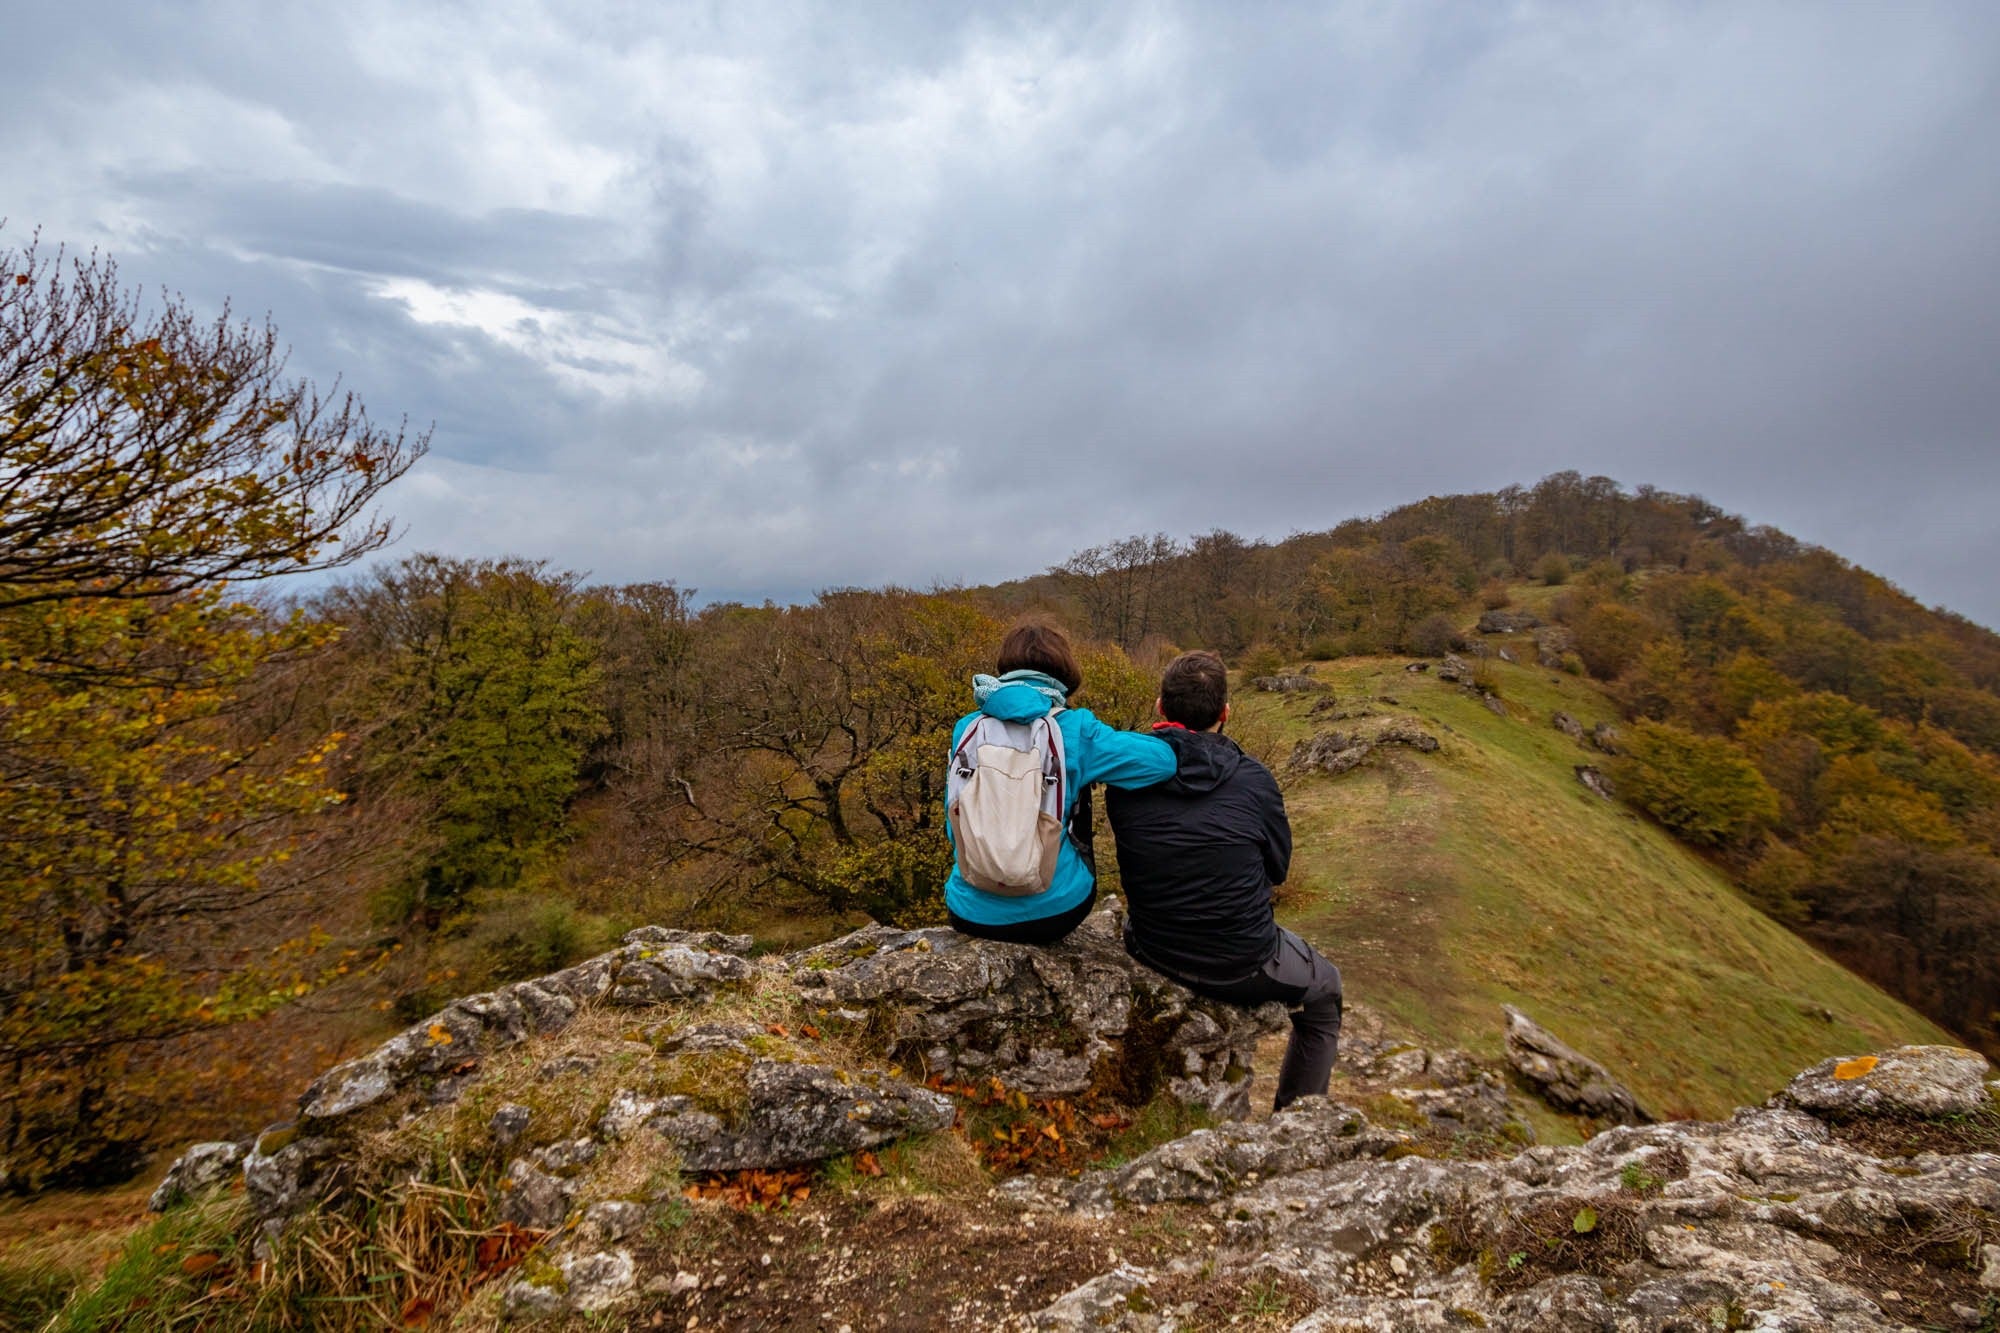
(4, 1, 1997, 620)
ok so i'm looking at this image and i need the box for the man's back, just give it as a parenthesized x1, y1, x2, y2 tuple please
(1106, 726, 1292, 982)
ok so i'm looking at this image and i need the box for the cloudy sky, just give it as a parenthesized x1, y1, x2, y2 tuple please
(7, 2, 1999, 623)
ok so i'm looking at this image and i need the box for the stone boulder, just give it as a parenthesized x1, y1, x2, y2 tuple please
(1590, 721, 1620, 754)
(1550, 710, 1584, 740)
(148, 1140, 248, 1211)
(1574, 764, 1614, 800)
(1780, 1044, 1995, 1119)
(1288, 721, 1439, 777)
(792, 904, 1283, 1118)
(1253, 674, 1328, 693)
(597, 1059, 954, 1172)
(1477, 609, 1541, 634)
(1503, 1005, 1650, 1124)
(1435, 654, 1472, 684)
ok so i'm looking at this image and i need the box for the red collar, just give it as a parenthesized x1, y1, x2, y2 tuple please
(1151, 721, 1189, 731)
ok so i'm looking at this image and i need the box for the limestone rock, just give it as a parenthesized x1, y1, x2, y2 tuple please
(791, 903, 1282, 1119)
(490, 1103, 531, 1150)
(500, 1159, 572, 1230)
(1574, 765, 1614, 800)
(1550, 710, 1583, 740)
(504, 1249, 636, 1317)
(241, 1125, 334, 1219)
(1024, 1265, 1165, 1331)
(1780, 1044, 1995, 1119)
(1252, 674, 1327, 693)
(1289, 721, 1440, 777)
(621, 926, 755, 954)
(1436, 654, 1471, 684)
(1589, 721, 1620, 754)
(147, 1140, 247, 1212)
(1477, 609, 1541, 633)
(1503, 1005, 1650, 1124)
(1069, 1097, 1403, 1207)
(685, 1060, 955, 1172)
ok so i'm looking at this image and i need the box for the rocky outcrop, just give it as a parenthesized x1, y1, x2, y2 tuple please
(1575, 764, 1614, 799)
(1590, 720, 1621, 754)
(791, 906, 1284, 1116)
(1477, 609, 1542, 634)
(160, 906, 1281, 1234)
(1435, 654, 1472, 684)
(1288, 721, 1440, 776)
(1551, 709, 1584, 740)
(1253, 674, 1328, 693)
(1504, 1005, 1650, 1124)
(1021, 1043, 2000, 1332)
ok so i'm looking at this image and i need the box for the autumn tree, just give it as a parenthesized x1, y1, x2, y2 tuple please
(0, 236, 423, 1188)
(315, 556, 605, 928)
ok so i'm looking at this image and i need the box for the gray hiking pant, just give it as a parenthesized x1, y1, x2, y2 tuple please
(1194, 928, 1343, 1111)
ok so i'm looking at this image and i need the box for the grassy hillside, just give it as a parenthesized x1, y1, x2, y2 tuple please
(1230, 651, 1954, 1123)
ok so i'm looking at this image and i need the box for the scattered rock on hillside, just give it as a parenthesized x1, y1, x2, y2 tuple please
(1497, 646, 1516, 662)
(1436, 653, 1471, 683)
(1288, 721, 1440, 776)
(1403, 660, 1430, 673)
(1535, 624, 1578, 668)
(1575, 765, 1614, 799)
(1504, 1005, 1650, 1124)
(1252, 673, 1327, 693)
(1551, 709, 1584, 740)
(1478, 609, 1542, 633)
(1480, 691, 1507, 717)
(1590, 721, 1621, 753)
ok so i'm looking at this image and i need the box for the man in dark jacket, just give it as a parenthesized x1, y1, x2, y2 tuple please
(1106, 651, 1343, 1110)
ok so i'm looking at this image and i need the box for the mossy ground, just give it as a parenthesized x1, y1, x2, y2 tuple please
(1243, 651, 1953, 1121)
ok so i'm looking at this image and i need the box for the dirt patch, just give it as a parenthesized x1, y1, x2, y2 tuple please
(628, 1193, 1216, 1330)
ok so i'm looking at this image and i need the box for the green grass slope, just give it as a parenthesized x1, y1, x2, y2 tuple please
(1231, 653, 1955, 1123)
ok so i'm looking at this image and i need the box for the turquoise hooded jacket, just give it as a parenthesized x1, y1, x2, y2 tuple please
(943, 677, 1175, 927)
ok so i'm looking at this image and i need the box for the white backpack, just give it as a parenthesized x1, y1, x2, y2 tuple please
(947, 712, 1068, 896)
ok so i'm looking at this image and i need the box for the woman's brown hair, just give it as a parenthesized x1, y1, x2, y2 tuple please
(997, 620, 1083, 694)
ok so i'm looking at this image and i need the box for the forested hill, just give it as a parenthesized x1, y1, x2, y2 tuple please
(988, 473, 2000, 1067)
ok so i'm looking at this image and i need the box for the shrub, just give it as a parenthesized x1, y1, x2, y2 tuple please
(1612, 721, 1781, 847)
(1239, 643, 1287, 679)
(1536, 553, 1572, 586)
(1480, 581, 1513, 611)
(1405, 613, 1463, 658)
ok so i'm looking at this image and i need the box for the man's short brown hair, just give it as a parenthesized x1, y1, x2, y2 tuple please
(1159, 651, 1228, 730)
(997, 620, 1083, 694)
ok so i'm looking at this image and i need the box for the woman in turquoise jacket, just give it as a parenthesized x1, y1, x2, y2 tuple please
(945, 621, 1175, 944)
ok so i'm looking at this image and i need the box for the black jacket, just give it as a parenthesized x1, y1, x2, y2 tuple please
(1105, 726, 1292, 982)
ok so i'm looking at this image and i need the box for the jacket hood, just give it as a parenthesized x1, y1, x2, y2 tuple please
(1152, 725, 1243, 794)
(977, 680, 1059, 723)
